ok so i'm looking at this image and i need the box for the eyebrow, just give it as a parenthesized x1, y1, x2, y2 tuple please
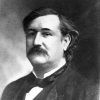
(27, 28, 37, 31)
(27, 28, 51, 32)
(41, 28, 51, 31)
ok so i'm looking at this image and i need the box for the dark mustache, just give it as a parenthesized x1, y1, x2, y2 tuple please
(28, 45, 48, 56)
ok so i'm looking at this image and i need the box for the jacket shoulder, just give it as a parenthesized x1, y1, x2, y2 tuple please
(58, 68, 99, 100)
(1, 73, 32, 100)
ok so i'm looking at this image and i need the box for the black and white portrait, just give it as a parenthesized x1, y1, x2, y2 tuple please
(0, 0, 99, 100)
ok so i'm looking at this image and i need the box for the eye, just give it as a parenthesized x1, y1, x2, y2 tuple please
(42, 31, 52, 37)
(26, 29, 37, 36)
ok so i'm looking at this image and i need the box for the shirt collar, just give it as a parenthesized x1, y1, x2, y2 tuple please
(32, 58, 66, 79)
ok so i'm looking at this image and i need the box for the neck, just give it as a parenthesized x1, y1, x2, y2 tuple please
(32, 58, 66, 79)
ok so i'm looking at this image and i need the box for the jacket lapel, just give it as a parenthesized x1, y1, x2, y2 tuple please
(14, 73, 37, 100)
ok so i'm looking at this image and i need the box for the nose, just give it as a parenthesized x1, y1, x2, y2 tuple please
(34, 32, 42, 45)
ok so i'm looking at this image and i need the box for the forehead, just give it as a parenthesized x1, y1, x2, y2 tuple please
(29, 15, 60, 30)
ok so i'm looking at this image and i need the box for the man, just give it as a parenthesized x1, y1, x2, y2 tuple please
(1, 7, 98, 100)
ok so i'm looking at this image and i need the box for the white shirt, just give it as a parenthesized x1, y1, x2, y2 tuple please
(25, 86, 43, 100)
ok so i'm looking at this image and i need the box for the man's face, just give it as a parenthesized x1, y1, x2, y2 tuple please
(25, 15, 69, 66)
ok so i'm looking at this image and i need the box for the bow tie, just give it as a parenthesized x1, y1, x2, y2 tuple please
(26, 64, 67, 91)
(35, 64, 67, 88)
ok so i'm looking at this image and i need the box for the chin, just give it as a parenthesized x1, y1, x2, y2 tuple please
(29, 56, 48, 64)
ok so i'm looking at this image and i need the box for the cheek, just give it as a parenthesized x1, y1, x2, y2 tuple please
(26, 35, 35, 45)
(26, 38, 33, 51)
(46, 38, 63, 53)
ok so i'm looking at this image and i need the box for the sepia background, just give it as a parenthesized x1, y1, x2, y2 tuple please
(0, 0, 100, 98)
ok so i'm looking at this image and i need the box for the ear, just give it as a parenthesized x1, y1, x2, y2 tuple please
(62, 34, 71, 51)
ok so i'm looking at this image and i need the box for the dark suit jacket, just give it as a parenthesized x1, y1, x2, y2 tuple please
(1, 67, 98, 100)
